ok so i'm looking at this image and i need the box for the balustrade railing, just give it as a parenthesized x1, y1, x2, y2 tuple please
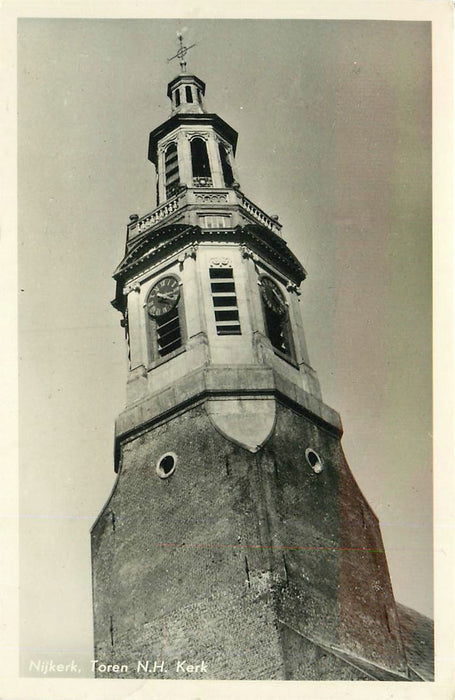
(129, 186, 282, 240)
(238, 194, 282, 235)
(136, 195, 182, 235)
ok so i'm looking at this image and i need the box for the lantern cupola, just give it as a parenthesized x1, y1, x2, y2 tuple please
(167, 73, 206, 115)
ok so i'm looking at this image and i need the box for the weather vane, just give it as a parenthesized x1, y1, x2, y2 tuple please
(167, 32, 196, 73)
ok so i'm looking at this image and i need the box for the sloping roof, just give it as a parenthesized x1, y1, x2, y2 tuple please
(278, 621, 410, 680)
(279, 606, 434, 682)
(396, 602, 434, 681)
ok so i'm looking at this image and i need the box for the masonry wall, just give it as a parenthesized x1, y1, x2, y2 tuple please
(91, 401, 407, 680)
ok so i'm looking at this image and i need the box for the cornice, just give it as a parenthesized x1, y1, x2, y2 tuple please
(113, 365, 342, 472)
(114, 223, 305, 289)
(167, 73, 206, 99)
(148, 113, 238, 165)
(114, 224, 199, 278)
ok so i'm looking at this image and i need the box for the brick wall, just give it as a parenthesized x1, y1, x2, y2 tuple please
(91, 401, 408, 679)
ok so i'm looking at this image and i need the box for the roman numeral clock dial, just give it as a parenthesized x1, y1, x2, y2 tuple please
(146, 277, 180, 318)
(261, 277, 287, 317)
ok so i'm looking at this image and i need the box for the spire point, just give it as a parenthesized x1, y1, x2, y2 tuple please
(167, 32, 197, 74)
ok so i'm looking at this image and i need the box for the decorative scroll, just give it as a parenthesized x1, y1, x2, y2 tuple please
(192, 177, 213, 188)
(209, 257, 232, 268)
(286, 281, 302, 296)
(124, 283, 141, 295)
(178, 245, 198, 268)
(158, 138, 178, 155)
(240, 246, 259, 264)
(185, 132, 209, 142)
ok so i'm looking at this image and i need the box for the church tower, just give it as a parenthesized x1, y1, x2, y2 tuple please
(91, 40, 425, 681)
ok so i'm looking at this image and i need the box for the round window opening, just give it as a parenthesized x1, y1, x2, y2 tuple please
(156, 452, 177, 479)
(305, 448, 323, 474)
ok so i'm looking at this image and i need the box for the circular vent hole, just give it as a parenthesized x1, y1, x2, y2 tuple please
(305, 448, 323, 474)
(156, 452, 177, 479)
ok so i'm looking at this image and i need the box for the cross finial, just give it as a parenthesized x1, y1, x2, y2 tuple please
(167, 32, 196, 73)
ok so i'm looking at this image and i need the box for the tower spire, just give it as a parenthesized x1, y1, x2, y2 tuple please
(92, 44, 432, 683)
(167, 32, 196, 73)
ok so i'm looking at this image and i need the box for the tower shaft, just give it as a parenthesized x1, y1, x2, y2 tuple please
(91, 59, 416, 681)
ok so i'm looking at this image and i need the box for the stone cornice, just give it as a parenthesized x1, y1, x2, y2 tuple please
(113, 365, 342, 472)
(167, 73, 206, 99)
(112, 223, 306, 310)
(148, 113, 238, 165)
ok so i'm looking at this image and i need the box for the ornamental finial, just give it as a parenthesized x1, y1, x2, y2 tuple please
(167, 31, 196, 73)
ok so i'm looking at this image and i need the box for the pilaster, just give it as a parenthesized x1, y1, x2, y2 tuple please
(206, 134, 224, 188)
(157, 146, 166, 204)
(125, 283, 144, 371)
(176, 130, 192, 189)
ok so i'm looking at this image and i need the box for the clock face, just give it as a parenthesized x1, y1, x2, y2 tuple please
(261, 277, 287, 317)
(146, 276, 180, 318)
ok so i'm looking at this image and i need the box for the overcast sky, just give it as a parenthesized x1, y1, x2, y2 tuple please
(18, 18, 432, 676)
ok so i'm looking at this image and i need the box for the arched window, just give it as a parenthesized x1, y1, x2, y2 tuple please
(185, 85, 193, 103)
(146, 275, 185, 361)
(259, 276, 295, 358)
(190, 137, 211, 184)
(175, 89, 181, 107)
(164, 143, 180, 199)
(218, 143, 234, 186)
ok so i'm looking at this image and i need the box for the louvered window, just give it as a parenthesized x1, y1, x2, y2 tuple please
(165, 143, 180, 199)
(156, 307, 182, 357)
(209, 267, 241, 335)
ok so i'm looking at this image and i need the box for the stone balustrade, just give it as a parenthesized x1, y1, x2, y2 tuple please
(129, 187, 282, 240)
(136, 196, 182, 235)
(238, 193, 282, 235)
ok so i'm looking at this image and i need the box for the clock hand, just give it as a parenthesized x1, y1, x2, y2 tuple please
(156, 292, 178, 301)
(271, 288, 283, 304)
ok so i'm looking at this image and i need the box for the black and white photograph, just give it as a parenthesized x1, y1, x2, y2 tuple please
(2, 2, 453, 698)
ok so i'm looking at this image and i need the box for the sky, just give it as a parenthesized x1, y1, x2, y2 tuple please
(18, 18, 433, 677)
